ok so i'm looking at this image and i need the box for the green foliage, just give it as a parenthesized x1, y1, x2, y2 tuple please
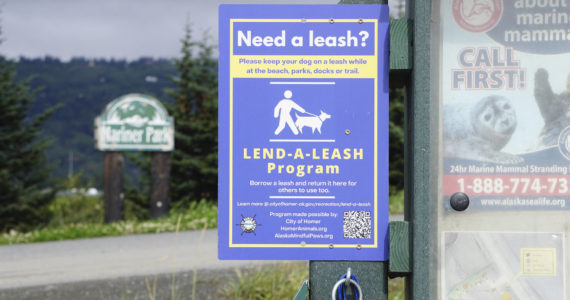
(224, 262, 309, 300)
(389, 189, 404, 215)
(14, 57, 177, 188)
(389, 277, 406, 300)
(167, 24, 218, 205)
(49, 194, 103, 226)
(0, 199, 217, 245)
(48, 172, 151, 226)
(223, 262, 405, 300)
(49, 173, 103, 226)
(389, 88, 405, 193)
(124, 152, 152, 220)
(0, 191, 404, 245)
(0, 55, 57, 231)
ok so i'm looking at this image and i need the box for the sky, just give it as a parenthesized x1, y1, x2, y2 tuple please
(0, 0, 402, 61)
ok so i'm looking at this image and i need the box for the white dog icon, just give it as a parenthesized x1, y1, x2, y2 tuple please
(295, 110, 332, 134)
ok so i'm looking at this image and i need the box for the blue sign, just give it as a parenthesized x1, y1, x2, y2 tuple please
(218, 4, 389, 261)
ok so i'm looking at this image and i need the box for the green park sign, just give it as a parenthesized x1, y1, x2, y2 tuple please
(95, 94, 174, 151)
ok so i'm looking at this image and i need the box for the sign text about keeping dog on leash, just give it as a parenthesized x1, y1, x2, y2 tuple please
(218, 4, 389, 261)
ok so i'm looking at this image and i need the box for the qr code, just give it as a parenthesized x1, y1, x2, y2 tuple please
(343, 211, 371, 239)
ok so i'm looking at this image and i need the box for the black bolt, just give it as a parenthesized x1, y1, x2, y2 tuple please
(450, 192, 469, 211)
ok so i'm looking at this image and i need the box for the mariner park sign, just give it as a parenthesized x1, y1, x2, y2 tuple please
(95, 94, 174, 151)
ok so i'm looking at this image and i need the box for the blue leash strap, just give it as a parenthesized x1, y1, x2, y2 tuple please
(336, 273, 360, 300)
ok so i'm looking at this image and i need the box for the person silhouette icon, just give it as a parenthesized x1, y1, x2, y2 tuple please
(273, 90, 306, 135)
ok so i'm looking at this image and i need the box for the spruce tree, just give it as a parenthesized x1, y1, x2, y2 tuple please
(0, 56, 56, 230)
(167, 25, 218, 205)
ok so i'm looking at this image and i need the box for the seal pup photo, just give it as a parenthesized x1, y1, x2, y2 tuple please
(443, 95, 523, 164)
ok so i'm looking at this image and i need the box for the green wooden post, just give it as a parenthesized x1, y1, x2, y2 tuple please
(149, 152, 171, 218)
(308, 1, 415, 299)
(305, 1, 439, 298)
(388, 1, 438, 296)
(388, 18, 413, 86)
(387, 18, 413, 279)
(405, 0, 437, 298)
(310, 2, 437, 298)
(310, 262, 387, 298)
(389, 221, 409, 276)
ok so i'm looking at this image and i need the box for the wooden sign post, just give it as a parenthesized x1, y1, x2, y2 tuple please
(95, 94, 174, 222)
(150, 152, 171, 218)
(103, 151, 124, 222)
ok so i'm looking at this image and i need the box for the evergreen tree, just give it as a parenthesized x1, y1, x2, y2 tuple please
(167, 24, 218, 205)
(0, 55, 57, 230)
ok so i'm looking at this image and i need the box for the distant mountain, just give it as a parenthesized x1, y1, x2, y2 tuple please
(14, 57, 178, 188)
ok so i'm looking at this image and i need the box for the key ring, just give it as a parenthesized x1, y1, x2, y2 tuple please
(331, 268, 362, 300)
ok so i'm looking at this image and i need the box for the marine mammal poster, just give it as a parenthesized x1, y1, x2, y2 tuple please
(441, 0, 570, 210)
(218, 5, 389, 260)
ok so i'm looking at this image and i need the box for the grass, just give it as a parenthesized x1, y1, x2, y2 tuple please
(220, 195, 407, 300)
(2, 190, 404, 245)
(389, 277, 406, 300)
(1, 190, 407, 298)
(224, 262, 309, 300)
(389, 189, 404, 215)
(0, 196, 217, 245)
(223, 262, 406, 299)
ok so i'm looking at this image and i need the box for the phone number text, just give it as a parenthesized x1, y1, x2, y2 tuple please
(444, 175, 570, 196)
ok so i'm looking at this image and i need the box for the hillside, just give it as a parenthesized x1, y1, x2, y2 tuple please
(14, 57, 178, 188)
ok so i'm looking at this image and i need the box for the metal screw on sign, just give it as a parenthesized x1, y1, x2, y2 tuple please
(331, 267, 362, 300)
(330, 18, 335, 24)
(358, 19, 363, 24)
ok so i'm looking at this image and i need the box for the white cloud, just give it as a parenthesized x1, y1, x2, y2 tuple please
(0, 0, 401, 60)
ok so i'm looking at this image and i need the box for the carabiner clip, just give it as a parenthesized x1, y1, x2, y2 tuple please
(331, 267, 362, 300)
